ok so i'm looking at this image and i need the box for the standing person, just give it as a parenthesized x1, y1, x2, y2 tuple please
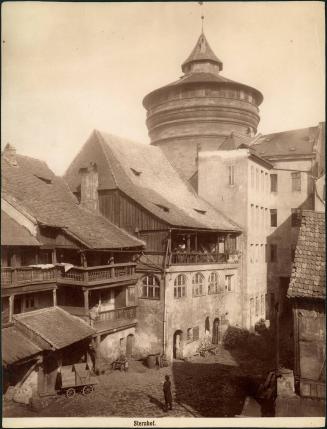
(163, 375, 173, 411)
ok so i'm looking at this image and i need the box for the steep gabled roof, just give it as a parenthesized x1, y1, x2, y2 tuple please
(64, 131, 241, 232)
(252, 126, 320, 158)
(1, 211, 40, 246)
(2, 152, 144, 249)
(182, 33, 223, 71)
(288, 211, 325, 300)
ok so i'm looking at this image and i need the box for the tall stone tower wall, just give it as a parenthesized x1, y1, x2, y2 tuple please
(143, 33, 263, 180)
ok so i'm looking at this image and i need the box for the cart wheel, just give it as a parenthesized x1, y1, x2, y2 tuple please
(82, 385, 93, 395)
(66, 388, 76, 398)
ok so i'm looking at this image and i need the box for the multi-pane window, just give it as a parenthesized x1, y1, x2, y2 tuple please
(256, 168, 259, 190)
(291, 208, 301, 227)
(193, 326, 200, 341)
(291, 172, 301, 192)
(225, 275, 233, 292)
(255, 244, 259, 262)
(255, 296, 259, 317)
(270, 244, 277, 262)
(228, 165, 235, 185)
(174, 274, 186, 299)
(192, 273, 205, 296)
(270, 174, 278, 192)
(251, 166, 254, 187)
(141, 275, 160, 299)
(270, 209, 277, 227)
(208, 272, 219, 294)
(250, 204, 254, 226)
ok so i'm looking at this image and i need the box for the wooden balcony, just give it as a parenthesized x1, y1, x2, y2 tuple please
(170, 252, 239, 265)
(58, 263, 137, 287)
(94, 306, 137, 333)
(1, 266, 61, 289)
(59, 305, 137, 334)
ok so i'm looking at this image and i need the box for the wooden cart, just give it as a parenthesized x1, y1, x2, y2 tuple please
(60, 363, 98, 398)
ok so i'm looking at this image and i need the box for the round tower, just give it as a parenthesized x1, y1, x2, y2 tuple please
(143, 33, 263, 180)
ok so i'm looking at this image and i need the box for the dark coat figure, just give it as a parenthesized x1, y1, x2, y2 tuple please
(163, 375, 172, 411)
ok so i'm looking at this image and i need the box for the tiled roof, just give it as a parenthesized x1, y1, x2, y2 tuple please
(2, 325, 42, 366)
(182, 33, 223, 71)
(2, 153, 144, 249)
(64, 130, 241, 232)
(252, 126, 319, 158)
(14, 307, 95, 350)
(1, 211, 40, 246)
(143, 72, 263, 108)
(288, 211, 325, 300)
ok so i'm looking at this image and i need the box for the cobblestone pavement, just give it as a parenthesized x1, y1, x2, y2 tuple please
(3, 346, 272, 418)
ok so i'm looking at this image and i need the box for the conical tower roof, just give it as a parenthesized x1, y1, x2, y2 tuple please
(182, 32, 223, 73)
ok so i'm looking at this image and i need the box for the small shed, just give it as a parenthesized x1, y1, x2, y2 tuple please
(288, 210, 325, 399)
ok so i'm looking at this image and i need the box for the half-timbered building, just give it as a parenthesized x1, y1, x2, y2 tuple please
(64, 131, 243, 360)
(1, 144, 144, 397)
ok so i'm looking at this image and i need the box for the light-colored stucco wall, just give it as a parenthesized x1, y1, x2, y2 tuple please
(99, 327, 136, 362)
(164, 263, 241, 360)
(267, 158, 314, 304)
(198, 149, 271, 330)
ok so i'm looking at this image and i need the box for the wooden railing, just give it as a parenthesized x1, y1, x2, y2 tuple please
(1, 266, 61, 287)
(60, 263, 136, 285)
(170, 252, 239, 265)
(96, 306, 137, 323)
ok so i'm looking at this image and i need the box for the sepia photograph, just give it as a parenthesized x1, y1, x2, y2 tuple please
(1, 1, 325, 427)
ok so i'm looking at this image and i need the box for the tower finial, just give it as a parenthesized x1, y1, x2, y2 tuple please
(198, 2, 204, 33)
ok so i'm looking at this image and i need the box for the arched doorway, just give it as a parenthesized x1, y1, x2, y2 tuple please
(212, 318, 220, 345)
(173, 330, 183, 360)
(205, 316, 210, 335)
(126, 334, 135, 358)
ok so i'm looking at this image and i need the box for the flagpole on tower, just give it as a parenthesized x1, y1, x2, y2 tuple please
(198, 2, 204, 33)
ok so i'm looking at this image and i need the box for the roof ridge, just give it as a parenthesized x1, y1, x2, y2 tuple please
(95, 130, 119, 189)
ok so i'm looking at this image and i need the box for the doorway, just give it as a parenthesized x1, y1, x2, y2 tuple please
(173, 330, 183, 359)
(205, 316, 210, 335)
(126, 334, 135, 358)
(212, 318, 220, 344)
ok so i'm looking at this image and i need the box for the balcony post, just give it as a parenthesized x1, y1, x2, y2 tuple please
(51, 249, 57, 264)
(9, 295, 15, 323)
(83, 288, 89, 315)
(53, 288, 57, 306)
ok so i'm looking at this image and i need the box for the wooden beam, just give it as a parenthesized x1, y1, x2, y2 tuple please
(9, 295, 15, 323)
(83, 289, 89, 314)
(52, 289, 57, 307)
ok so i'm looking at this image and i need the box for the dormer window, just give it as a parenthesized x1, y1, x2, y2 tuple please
(154, 203, 169, 212)
(34, 175, 52, 184)
(194, 208, 206, 215)
(130, 168, 141, 176)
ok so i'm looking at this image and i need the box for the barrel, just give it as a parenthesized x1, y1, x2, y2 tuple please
(147, 354, 156, 369)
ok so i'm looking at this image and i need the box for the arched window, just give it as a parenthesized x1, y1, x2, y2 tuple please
(141, 275, 160, 299)
(208, 272, 218, 294)
(192, 272, 204, 297)
(174, 274, 186, 299)
(187, 328, 193, 342)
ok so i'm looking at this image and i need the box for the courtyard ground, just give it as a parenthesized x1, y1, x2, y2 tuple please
(3, 345, 273, 418)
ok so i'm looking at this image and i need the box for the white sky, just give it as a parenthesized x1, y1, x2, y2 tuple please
(2, 1, 325, 175)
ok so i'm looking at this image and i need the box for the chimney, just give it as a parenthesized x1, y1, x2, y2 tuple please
(3, 143, 18, 167)
(79, 162, 99, 212)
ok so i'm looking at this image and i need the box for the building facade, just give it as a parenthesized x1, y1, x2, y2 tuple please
(64, 131, 243, 360)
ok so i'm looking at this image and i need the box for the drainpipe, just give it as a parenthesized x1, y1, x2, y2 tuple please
(162, 231, 171, 356)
